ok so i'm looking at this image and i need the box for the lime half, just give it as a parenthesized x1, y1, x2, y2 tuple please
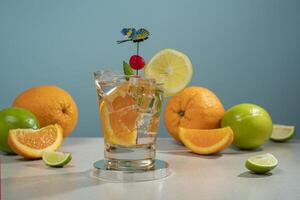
(271, 124, 295, 142)
(144, 48, 193, 96)
(245, 153, 278, 174)
(42, 151, 72, 167)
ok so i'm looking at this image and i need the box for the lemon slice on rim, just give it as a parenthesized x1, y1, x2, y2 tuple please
(145, 48, 193, 96)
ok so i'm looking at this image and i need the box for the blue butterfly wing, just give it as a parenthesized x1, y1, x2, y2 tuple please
(134, 28, 150, 41)
(121, 28, 136, 39)
(121, 28, 129, 35)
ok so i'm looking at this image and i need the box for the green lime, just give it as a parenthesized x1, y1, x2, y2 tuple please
(270, 124, 295, 142)
(144, 48, 193, 96)
(245, 153, 278, 174)
(221, 103, 273, 150)
(0, 107, 40, 153)
(42, 151, 72, 167)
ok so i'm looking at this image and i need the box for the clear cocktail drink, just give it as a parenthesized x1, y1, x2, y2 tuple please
(94, 71, 164, 171)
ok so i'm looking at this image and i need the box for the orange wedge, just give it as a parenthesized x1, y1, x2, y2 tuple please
(179, 126, 234, 155)
(8, 124, 63, 159)
(100, 101, 138, 146)
(99, 83, 138, 146)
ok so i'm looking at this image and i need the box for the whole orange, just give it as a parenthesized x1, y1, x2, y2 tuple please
(164, 86, 225, 141)
(13, 85, 78, 137)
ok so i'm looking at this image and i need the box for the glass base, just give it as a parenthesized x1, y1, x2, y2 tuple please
(104, 143, 156, 171)
(105, 158, 155, 171)
(93, 159, 171, 182)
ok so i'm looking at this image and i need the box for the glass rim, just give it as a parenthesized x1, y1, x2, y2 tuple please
(93, 70, 163, 85)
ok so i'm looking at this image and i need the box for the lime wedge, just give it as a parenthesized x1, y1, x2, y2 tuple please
(245, 153, 278, 174)
(144, 48, 193, 96)
(270, 124, 296, 142)
(42, 151, 72, 167)
(123, 61, 134, 77)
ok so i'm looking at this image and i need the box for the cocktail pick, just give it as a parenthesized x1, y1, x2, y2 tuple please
(118, 28, 149, 75)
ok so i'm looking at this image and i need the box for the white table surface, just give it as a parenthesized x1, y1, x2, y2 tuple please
(1, 138, 300, 200)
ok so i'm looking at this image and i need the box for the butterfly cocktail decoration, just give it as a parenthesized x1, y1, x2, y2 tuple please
(117, 28, 150, 44)
(117, 28, 150, 75)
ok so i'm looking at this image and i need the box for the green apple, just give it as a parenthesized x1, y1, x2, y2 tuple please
(221, 103, 272, 150)
(0, 107, 40, 153)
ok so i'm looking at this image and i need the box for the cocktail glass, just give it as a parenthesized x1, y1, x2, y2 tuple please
(94, 70, 164, 171)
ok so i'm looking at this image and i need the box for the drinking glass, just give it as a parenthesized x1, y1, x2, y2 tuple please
(94, 70, 164, 171)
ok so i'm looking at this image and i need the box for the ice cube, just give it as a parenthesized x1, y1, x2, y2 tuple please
(95, 70, 118, 83)
(103, 82, 132, 112)
(127, 77, 157, 113)
(94, 70, 123, 100)
(148, 117, 160, 135)
(136, 113, 153, 134)
(135, 113, 157, 144)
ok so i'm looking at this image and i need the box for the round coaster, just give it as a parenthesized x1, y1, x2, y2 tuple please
(93, 159, 171, 182)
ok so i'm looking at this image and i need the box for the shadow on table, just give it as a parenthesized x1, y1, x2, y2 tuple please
(160, 150, 223, 159)
(63, 138, 101, 147)
(271, 140, 300, 144)
(25, 162, 77, 169)
(238, 168, 283, 179)
(222, 146, 263, 155)
(2, 170, 106, 200)
(238, 171, 273, 178)
(156, 139, 265, 156)
(157, 140, 263, 159)
(156, 139, 187, 152)
(0, 155, 30, 164)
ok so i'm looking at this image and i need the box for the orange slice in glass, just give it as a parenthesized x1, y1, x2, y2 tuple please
(99, 84, 138, 146)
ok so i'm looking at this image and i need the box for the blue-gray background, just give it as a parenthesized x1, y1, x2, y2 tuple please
(1, 0, 299, 138)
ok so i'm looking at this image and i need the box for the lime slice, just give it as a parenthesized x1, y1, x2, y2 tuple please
(270, 124, 295, 142)
(42, 150, 72, 167)
(245, 153, 278, 174)
(144, 48, 193, 96)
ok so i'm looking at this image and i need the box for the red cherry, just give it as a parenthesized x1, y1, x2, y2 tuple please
(129, 55, 145, 70)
